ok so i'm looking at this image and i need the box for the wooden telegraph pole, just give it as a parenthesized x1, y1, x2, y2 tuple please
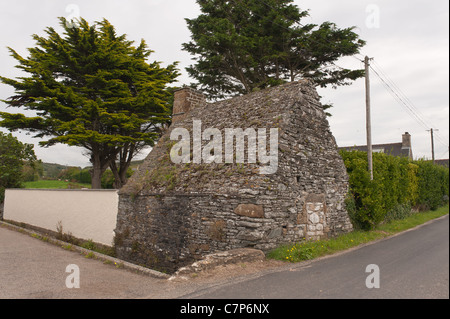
(427, 128, 438, 164)
(365, 56, 374, 180)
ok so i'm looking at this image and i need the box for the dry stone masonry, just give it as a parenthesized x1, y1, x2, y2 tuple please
(115, 80, 353, 273)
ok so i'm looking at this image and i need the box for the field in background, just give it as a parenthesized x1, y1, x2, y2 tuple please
(24, 180, 91, 189)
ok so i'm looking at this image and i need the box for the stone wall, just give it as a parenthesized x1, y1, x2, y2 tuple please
(115, 80, 353, 274)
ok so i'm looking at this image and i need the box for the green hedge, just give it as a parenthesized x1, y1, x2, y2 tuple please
(57, 166, 133, 189)
(416, 159, 450, 210)
(340, 150, 449, 230)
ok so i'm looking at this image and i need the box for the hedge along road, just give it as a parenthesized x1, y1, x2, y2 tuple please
(0, 215, 448, 299)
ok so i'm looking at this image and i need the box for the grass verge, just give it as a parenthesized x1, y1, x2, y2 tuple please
(23, 180, 91, 189)
(266, 204, 449, 263)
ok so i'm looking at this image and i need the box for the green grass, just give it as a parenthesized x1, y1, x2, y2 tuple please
(267, 204, 449, 263)
(23, 180, 91, 189)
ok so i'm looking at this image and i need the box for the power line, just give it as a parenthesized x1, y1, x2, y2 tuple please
(221, 1, 449, 152)
(369, 64, 430, 129)
(371, 60, 434, 129)
(369, 60, 448, 149)
(269, 0, 445, 149)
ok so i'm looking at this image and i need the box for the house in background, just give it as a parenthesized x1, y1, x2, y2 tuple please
(338, 132, 414, 160)
(434, 159, 449, 167)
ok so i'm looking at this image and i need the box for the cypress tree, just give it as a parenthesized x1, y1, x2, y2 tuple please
(0, 17, 179, 188)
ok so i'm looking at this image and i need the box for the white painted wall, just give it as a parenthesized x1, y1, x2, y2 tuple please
(3, 189, 118, 246)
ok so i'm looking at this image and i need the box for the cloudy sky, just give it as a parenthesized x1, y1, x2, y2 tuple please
(0, 0, 448, 167)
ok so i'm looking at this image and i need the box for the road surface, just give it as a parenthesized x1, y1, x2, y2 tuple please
(180, 214, 449, 299)
(0, 215, 448, 299)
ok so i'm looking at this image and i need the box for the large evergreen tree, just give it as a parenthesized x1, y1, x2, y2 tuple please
(0, 17, 179, 188)
(183, 0, 366, 100)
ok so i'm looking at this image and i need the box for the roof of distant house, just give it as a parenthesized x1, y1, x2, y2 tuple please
(434, 159, 449, 167)
(339, 143, 410, 158)
(338, 132, 413, 160)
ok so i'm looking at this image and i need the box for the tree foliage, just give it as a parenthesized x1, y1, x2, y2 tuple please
(0, 17, 179, 188)
(183, 0, 366, 100)
(0, 132, 37, 202)
(56, 165, 133, 189)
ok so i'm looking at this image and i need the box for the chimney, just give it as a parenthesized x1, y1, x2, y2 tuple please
(172, 88, 206, 123)
(402, 132, 411, 148)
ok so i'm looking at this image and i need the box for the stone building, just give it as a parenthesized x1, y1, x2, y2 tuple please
(115, 80, 353, 273)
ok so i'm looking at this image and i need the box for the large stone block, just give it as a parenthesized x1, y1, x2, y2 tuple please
(234, 204, 265, 218)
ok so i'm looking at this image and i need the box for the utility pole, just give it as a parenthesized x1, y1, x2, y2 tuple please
(365, 56, 373, 180)
(427, 128, 438, 163)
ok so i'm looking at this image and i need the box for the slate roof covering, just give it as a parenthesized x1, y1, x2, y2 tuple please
(339, 133, 413, 160)
(434, 159, 449, 167)
(339, 143, 412, 158)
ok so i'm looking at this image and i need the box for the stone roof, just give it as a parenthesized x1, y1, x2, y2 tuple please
(121, 80, 346, 197)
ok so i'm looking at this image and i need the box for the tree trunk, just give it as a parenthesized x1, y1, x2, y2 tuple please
(118, 166, 129, 188)
(110, 161, 122, 189)
(109, 142, 138, 189)
(90, 151, 110, 189)
(91, 164, 103, 189)
(110, 157, 132, 189)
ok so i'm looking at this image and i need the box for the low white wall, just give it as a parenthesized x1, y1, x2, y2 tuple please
(3, 189, 118, 246)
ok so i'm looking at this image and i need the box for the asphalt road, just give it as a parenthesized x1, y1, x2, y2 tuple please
(181, 215, 449, 299)
(0, 224, 173, 299)
(0, 215, 448, 299)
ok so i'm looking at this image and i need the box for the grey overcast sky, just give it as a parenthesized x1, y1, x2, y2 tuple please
(0, 0, 448, 167)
